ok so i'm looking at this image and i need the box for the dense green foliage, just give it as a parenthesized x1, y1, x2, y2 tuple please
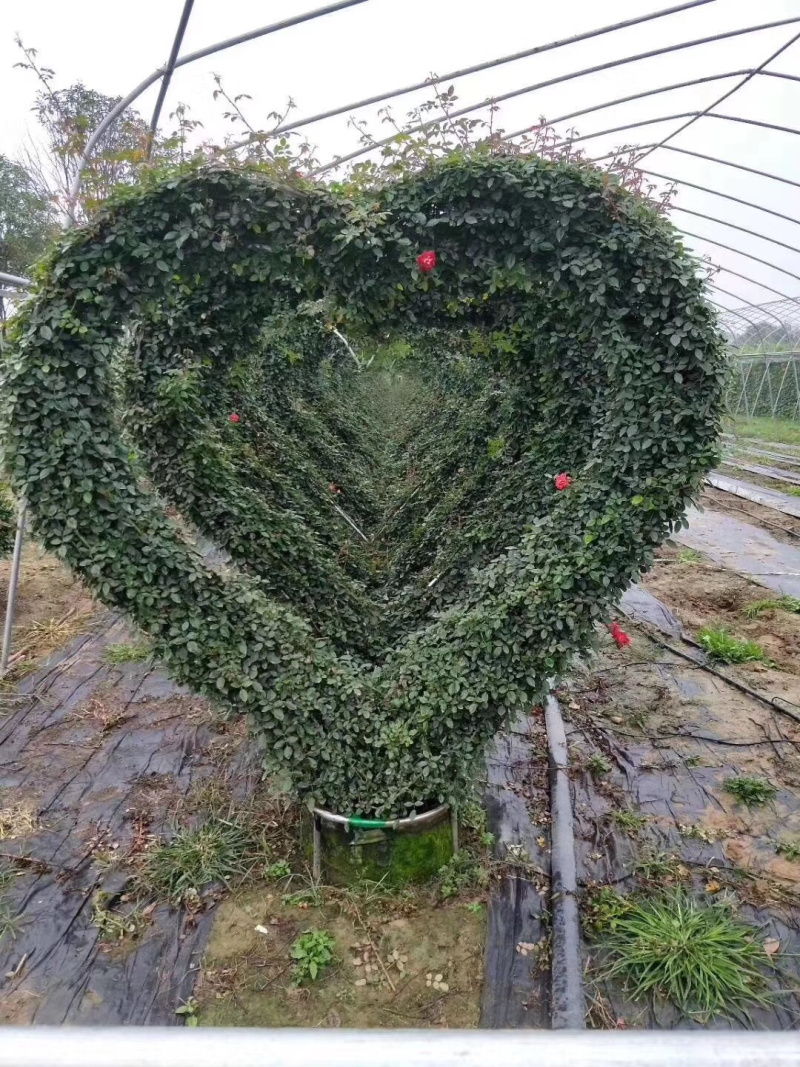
(0, 485, 14, 557)
(0, 155, 57, 277)
(0, 153, 724, 813)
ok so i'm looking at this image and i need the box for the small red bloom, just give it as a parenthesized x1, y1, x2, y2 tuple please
(417, 250, 437, 273)
(229, 413, 241, 423)
(328, 483, 342, 494)
(609, 622, 631, 648)
(554, 472, 572, 491)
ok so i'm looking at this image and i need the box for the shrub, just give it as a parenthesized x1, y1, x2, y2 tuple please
(0, 155, 724, 815)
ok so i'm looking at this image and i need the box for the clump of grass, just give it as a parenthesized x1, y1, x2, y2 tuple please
(135, 812, 270, 902)
(776, 840, 800, 862)
(0, 868, 20, 944)
(437, 850, 490, 900)
(104, 642, 151, 665)
(698, 626, 767, 664)
(91, 890, 145, 942)
(0, 804, 39, 841)
(586, 754, 611, 776)
(724, 776, 777, 807)
(602, 891, 770, 1019)
(785, 486, 800, 498)
(290, 929, 337, 985)
(742, 596, 800, 619)
(612, 810, 647, 835)
(677, 548, 704, 565)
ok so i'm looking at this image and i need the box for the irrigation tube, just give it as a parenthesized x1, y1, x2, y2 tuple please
(1, 1028, 799, 1066)
(544, 693, 585, 1030)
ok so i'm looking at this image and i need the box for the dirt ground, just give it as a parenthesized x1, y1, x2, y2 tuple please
(0, 543, 99, 679)
(643, 545, 800, 697)
(197, 888, 485, 1028)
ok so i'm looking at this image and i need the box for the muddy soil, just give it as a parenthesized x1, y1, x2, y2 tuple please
(563, 629, 800, 1028)
(643, 548, 800, 697)
(197, 889, 485, 1029)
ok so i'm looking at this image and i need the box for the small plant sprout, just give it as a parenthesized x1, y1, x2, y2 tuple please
(290, 929, 337, 985)
(612, 810, 647, 834)
(677, 547, 704, 565)
(776, 840, 800, 862)
(174, 997, 199, 1026)
(586, 753, 611, 776)
(724, 776, 777, 807)
(698, 626, 767, 664)
(103, 642, 151, 665)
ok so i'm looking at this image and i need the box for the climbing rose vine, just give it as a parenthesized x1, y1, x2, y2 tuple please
(0, 153, 724, 814)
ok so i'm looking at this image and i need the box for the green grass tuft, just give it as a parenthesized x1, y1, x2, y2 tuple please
(586, 753, 612, 776)
(601, 891, 770, 1019)
(612, 809, 647, 834)
(136, 812, 271, 901)
(677, 548, 704, 565)
(698, 626, 767, 664)
(104, 642, 151, 665)
(724, 776, 776, 807)
(776, 840, 800, 862)
(742, 596, 800, 619)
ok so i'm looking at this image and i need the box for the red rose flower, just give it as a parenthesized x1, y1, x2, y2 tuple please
(229, 413, 241, 423)
(417, 250, 437, 273)
(609, 622, 631, 648)
(554, 472, 572, 491)
(328, 483, 342, 494)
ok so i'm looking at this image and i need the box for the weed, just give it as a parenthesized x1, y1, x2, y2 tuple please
(136, 812, 270, 902)
(283, 885, 326, 909)
(266, 860, 291, 880)
(290, 929, 337, 985)
(91, 890, 145, 942)
(612, 810, 647, 835)
(466, 901, 484, 914)
(776, 840, 800, 862)
(684, 755, 702, 768)
(677, 548, 704, 565)
(0, 868, 20, 944)
(586, 754, 611, 776)
(679, 823, 729, 843)
(584, 886, 632, 936)
(175, 996, 199, 1026)
(698, 626, 767, 664)
(633, 851, 687, 885)
(104, 642, 151, 665)
(724, 776, 777, 807)
(742, 596, 800, 619)
(601, 891, 770, 1019)
(786, 487, 800, 498)
(0, 804, 39, 841)
(438, 850, 490, 899)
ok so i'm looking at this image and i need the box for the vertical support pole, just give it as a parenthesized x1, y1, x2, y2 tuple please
(450, 807, 459, 854)
(0, 500, 26, 676)
(312, 813, 322, 881)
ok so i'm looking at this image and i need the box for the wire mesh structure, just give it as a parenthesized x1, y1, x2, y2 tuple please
(717, 299, 800, 419)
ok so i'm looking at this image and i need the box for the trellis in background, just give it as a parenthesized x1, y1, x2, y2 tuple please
(719, 298, 800, 419)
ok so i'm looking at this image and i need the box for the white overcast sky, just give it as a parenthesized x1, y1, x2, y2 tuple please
(2, 0, 800, 320)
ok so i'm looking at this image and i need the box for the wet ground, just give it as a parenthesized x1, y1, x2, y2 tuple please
(3, 449, 800, 1028)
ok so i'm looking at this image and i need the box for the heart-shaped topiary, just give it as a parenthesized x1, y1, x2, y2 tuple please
(0, 154, 724, 815)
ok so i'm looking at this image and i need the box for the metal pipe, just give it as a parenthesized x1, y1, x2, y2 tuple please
(499, 67, 800, 144)
(680, 228, 800, 286)
(218, 0, 716, 155)
(590, 143, 800, 192)
(556, 111, 800, 151)
(635, 26, 800, 162)
(641, 170, 800, 229)
(0, 501, 26, 676)
(705, 267, 793, 302)
(311, 16, 800, 175)
(4, 1028, 800, 1066)
(65, 0, 372, 214)
(707, 284, 788, 327)
(671, 206, 800, 258)
(147, 0, 196, 158)
(544, 694, 584, 1030)
(0, 271, 32, 289)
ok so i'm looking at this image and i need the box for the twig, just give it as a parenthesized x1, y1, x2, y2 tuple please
(332, 503, 368, 543)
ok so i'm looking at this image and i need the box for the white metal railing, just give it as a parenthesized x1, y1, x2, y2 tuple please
(0, 1029, 799, 1067)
